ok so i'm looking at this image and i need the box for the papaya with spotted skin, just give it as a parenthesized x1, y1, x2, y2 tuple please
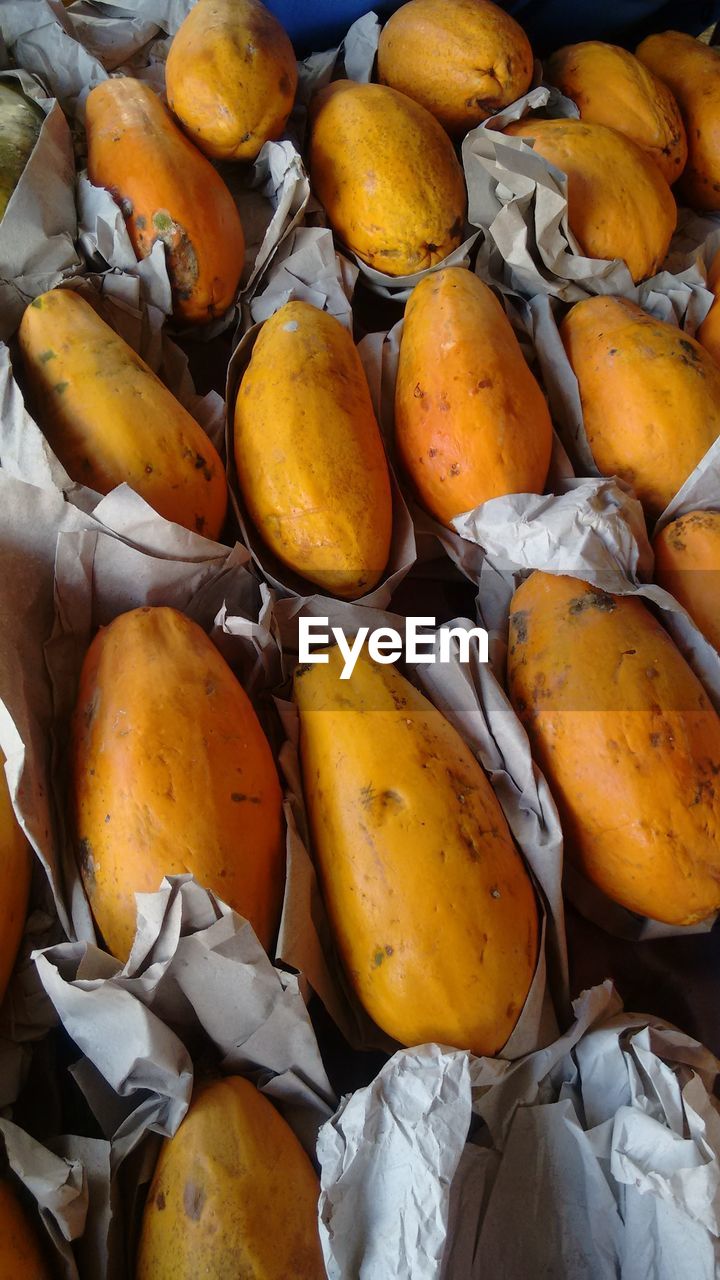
(85, 77, 245, 324)
(636, 32, 720, 211)
(71, 607, 284, 962)
(19, 289, 227, 539)
(294, 646, 539, 1054)
(653, 511, 720, 652)
(507, 571, 720, 925)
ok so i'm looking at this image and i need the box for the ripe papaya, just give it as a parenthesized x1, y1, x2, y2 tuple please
(294, 647, 539, 1055)
(166, 0, 297, 162)
(560, 296, 720, 520)
(395, 267, 553, 525)
(0, 1179, 51, 1279)
(377, 0, 533, 137)
(71, 607, 284, 962)
(234, 301, 392, 598)
(309, 80, 466, 276)
(507, 571, 720, 925)
(18, 289, 227, 539)
(0, 752, 32, 1008)
(0, 81, 45, 222)
(544, 42, 686, 185)
(654, 511, 720, 652)
(696, 246, 720, 364)
(136, 1076, 325, 1280)
(85, 78, 245, 324)
(501, 117, 675, 282)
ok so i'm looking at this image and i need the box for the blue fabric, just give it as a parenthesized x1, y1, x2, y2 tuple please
(265, 0, 720, 58)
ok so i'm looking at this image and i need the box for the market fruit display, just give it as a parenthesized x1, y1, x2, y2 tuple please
(377, 0, 533, 137)
(309, 80, 467, 275)
(0, 80, 45, 222)
(136, 1076, 325, 1280)
(697, 246, 720, 364)
(18, 289, 228, 538)
(0, 752, 32, 1007)
(543, 42, 687, 185)
(234, 300, 393, 597)
(71, 606, 284, 962)
(0, 1178, 52, 1278)
(395, 267, 553, 525)
(560, 296, 720, 520)
(294, 646, 539, 1055)
(85, 77, 245, 323)
(636, 31, 720, 211)
(508, 572, 720, 925)
(653, 511, 720, 652)
(501, 117, 675, 282)
(166, 0, 297, 162)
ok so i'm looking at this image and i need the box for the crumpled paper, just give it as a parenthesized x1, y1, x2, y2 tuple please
(32, 875, 334, 1280)
(224, 282, 417, 608)
(320, 980, 720, 1280)
(0, 67, 80, 338)
(0, 1116, 87, 1280)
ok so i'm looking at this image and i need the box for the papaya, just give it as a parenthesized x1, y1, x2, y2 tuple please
(0, 81, 44, 222)
(166, 0, 297, 162)
(71, 606, 284, 962)
(0, 752, 32, 1008)
(696, 246, 720, 365)
(395, 267, 553, 525)
(560, 296, 720, 521)
(507, 571, 720, 925)
(136, 1076, 324, 1280)
(0, 1179, 52, 1279)
(654, 511, 720, 652)
(636, 31, 720, 211)
(309, 80, 466, 276)
(85, 78, 245, 324)
(377, 0, 533, 137)
(234, 301, 392, 598)
(501, 117, 675, 282)
(294, 647, 539, 1055)
(18, 289, 227, 539)
(544, 42, 687, 185)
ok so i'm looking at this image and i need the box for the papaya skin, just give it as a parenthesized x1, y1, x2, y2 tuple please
(136, 1077, 325, 1280)
(507, 572, 720, 925)
(696, 247, 720, 364)
(85, 78, 245, 324)
(234, 301, 392, 599)
(560, 296, 720, 521)
(636, 32, 720, 211)
(71, 607, 284, 963)
(294, 647, 539, 1055)
(377, 0, 533, 137)
(0, 81, 45, 222)
(654, 511, 720, 653)
(395, 267, 553, 525)
(0, 1180, 52, 1279)
(544, 42, 687, 185)
(309, 80, 467, 276)
(166, 0, 297, 162)
(0, 753, 32, 1008)
(18, 290, 227, 539)
(501, 117, 675, 283)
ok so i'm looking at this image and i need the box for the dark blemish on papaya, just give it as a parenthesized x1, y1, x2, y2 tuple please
(449, 462, 461, 476)
(372, 948, 385, 968)
(568, 589, 616, 615)
(205, 680, 216, 695)
(426, 242, 438, 254)
(153, 211, 173, 234)
(231, 792, 261, 804)
(390, 688, 408, 709)
(195, 515, 206, 533)
(650, 703, 662, 716)
(78, 838, 95, 887)
(608, 348, 618, 355)
(84, 692, 99, 728)
(104, 814, 111, 823)
(515, 697, 527, 713)
(183, 1181, 205, 1221)
(279, 73, 291, 95)
(53, 381, 69, 395)
(490, 886, 501, 899)
(155, 1191, 165, 1210)
(506, 1002, 517, 1020)
(413, 383, 424, 398)
(38, 349, 56, 363)
(649, 733, 662, 747)
(295, 663, 312, 678)
(145, 464, 153, 474)
(428, 447, 437, 458)
(135, 215, 146, 230)
(384, 945, 394, 957)
(30, 297, 43, 308)
(439, 393, 450, 413)
(476, 377, 493, 389)
(646, 667, 658, 680)
(509, 609, 529, 645)
(240, 131, 252, 143)
(194, 453, 207, 470)
(439, 848, 446, 861)
(621, 649, 636, 656)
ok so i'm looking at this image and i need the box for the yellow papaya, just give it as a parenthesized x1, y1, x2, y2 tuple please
(136, 1076, 325, 1280)
(294, 647, 539, 1055)
(560, 295, 720, 521)
(0, 1180, 51, 1279)
(507, 571, 720, 925)
(395, 267, 553, 525)
(654, 511, 720, 652)
(18, 289, 227, 539)
(166, 0, 297, 162)
(71, 607, 284, 962)
(234, 301, 392, 598)
(309, 80, 467, 276)
(0, 753, 32, 1007)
